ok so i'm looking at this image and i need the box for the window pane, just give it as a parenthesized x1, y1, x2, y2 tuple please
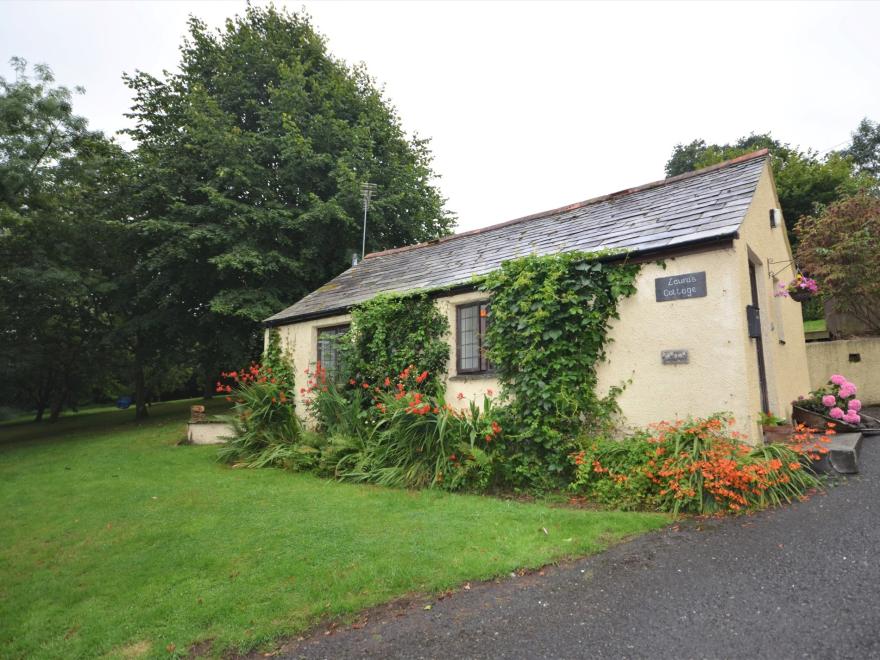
(317, 325, 349, 380)
(458, 304, 480, 371)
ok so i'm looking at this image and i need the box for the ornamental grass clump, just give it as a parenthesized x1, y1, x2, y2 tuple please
(216, 331, 315, 469)
(303, 364, 504, 491)
(571, 414, 824, 515)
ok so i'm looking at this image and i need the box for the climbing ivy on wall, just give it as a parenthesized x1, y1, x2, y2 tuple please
(480, 251, 641, 489)
(342, 292, 450, 395)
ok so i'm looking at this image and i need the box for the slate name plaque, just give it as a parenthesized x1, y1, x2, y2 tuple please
(655, 271, 707, 302)
(661, 350, 689, 365)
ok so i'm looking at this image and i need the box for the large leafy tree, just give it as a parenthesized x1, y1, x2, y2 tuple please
(0, 59, 129, 419)
(844, 117, 880, 180)
(123, 5, 454, 395)
(664, 133, 872, 246)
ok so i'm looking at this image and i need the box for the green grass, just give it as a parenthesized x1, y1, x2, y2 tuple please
(804, 318, 827, 334)
(0, 401, 668, 658)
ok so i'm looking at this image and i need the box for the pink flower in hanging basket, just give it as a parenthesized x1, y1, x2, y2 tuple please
(830, 374, 847, 386)
(848, 399, 862, 412)
(829, 407, 845, 419)
(821, 394, 836, 407)
(839, 384, 856, 399)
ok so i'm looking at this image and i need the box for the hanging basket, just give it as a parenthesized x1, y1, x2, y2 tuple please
(788, 289, 814, 303)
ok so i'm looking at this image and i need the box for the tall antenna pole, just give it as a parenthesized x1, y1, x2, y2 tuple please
(360, 182, 377, 259)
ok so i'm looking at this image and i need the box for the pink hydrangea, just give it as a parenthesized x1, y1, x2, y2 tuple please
(843, 412, 861, 425)
(839, 385, 856, 399)
(849, 399, 862, 412)
(830, 374, 847, 386)
(829, 407, 845, 419)
(821, 394, 836, 407)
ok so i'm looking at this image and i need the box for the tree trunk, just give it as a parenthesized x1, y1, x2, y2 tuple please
(32, 376, 53, 422)
(202, 363, 216, 399)
(134, 355, 148, 420)
(48, 396, 64, 423)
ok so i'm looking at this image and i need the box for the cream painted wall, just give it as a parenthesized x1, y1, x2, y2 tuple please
(731, 161, 811, 436)
(807, 338, 880, 405)
(595, 249, 752, 437)
(268, 160, 808, 443)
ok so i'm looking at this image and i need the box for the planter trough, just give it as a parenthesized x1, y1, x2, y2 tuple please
(792, 405, 880, 436)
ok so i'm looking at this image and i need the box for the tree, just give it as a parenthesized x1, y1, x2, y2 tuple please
(664, 133, 871, 246)
(122, 5, 454, 399)
(796, 192, 880, 334)
(0, 59, 129, 420)
(844, 117, 880, 180)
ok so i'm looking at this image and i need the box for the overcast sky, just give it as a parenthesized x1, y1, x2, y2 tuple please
(2, 1, 878, 232)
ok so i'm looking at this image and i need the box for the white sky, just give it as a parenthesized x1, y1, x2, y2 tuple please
(2, 1, 878, 232)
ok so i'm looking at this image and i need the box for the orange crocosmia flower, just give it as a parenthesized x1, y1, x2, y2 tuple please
(384, 377, 391, 387)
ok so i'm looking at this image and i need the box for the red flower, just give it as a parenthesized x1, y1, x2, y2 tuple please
(362, 382, 370, 389)
(384, 377, 391, 387)
(456, 392, 465, 401)
(349, 379, 356, 385)
(416, 370, 429, 384)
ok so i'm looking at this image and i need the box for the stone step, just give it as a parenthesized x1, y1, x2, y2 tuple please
(812, 432, 863, 475)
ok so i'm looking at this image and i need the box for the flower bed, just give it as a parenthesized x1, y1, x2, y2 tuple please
(571, 415, 825, 515)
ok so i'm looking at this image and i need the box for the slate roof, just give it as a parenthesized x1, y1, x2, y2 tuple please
(265, 150, 769, 325)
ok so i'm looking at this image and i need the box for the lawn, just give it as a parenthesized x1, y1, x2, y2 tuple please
(804, 318, 827, 334)
(0, 400, 668, 658)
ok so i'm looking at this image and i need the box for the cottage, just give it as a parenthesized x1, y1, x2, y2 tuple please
(264, 149, 809, 443)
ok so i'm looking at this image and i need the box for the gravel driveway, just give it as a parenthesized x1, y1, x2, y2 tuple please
(280, 434, 879, 660)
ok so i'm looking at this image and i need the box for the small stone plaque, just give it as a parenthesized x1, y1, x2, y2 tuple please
(655, 271, 707, 302)
(661, 350, 689, 365)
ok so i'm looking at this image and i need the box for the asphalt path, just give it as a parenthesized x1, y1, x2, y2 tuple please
(279, 434, 880, 660)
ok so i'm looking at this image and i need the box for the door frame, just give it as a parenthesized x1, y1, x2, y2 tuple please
(747, 258, 771, 414)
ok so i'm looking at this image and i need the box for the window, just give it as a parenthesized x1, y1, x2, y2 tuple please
(456, 302, 490, 374)
(316, 325, 349, 379)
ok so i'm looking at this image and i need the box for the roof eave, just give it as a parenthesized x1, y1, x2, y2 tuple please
(262, 231, 739, 328)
